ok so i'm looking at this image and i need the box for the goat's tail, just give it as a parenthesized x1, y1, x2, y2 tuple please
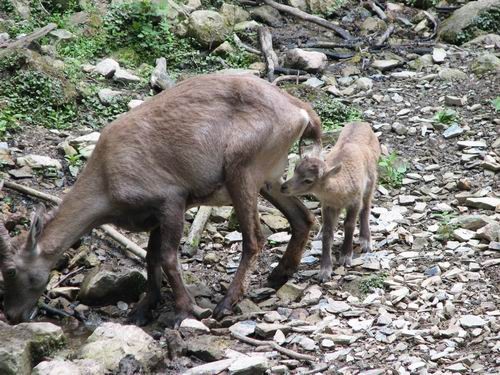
(299, 105, 322, 158)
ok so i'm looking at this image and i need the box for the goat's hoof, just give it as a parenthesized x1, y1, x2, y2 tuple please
(173, 310, 194, 329)
(317, 269, 332, 283)
(127, 308, 153, 327)
(267, 268, 290, 290)
(213, 301, 233, 320)
(360, 239, 372, 253)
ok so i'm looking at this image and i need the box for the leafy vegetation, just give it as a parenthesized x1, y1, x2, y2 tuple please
(378, 152, 407, 188)
(433, 211, 458, 241)
(312, 97, 362, 131)
(456, 9, 500, 44)
(492, 97, 500, 112)
(434, 108, 457, 125)
(359, 272, 388, 294)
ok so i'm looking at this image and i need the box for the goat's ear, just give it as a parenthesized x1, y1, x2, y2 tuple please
(26, 204, 46, 254)
(324, 163, 342, 179)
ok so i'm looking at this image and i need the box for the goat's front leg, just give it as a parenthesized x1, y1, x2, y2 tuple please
(261, 182, 314, 289)
(318, 206, 339, 282)
(213, 173, 264, 320)
(128, 228, 162, 326)
(337, 204, 360, 267)
(158, 198, 196, 327)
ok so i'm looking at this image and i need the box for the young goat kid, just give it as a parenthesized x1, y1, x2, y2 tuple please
(281, 122, 380, 282)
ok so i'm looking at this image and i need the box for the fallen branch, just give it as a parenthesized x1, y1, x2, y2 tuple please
(375, 24, 395, 47)
(182, 206, 212, 257)
(422, 10, 438, 40)
(303, 48, 355, 59)
(272, 74, 310, 85)
(303, 364, 330, 375)
(261, 0, 352, 40)
(51, 266, 85, 289)
(231, 332, 316, 361)
(258, 27, 279, 82)
(274, 67, 309, 76)
(0, 23, 57, 56)
(233, 35, 261, 55)
(302, 41, 356, 49)
(2, 180, 147, 259)
(363, 0, 387, 21)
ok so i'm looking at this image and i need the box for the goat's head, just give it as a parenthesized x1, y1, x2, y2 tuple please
(281, 157, 341, 196)
(1, 205, 51, 324)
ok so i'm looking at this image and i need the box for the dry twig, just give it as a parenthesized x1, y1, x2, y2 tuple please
(375, 24, 395, 46)
(231, 332, 316, 361)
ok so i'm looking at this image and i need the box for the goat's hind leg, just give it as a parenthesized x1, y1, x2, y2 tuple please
(261, 182, 314, 289)
(359, 190, 374, 254)
(337, 204, 360, 267)
(128, 228, 163, 326)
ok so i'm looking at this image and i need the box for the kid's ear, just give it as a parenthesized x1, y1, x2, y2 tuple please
(324, 163, 341, 178)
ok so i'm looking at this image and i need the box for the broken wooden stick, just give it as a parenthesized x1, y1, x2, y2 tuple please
(261, 0, 352, 40)
(258, 27, 279, 82)
(182, 206, 212, 257)
(363, 0, 387, 21)
(0, 23, 57, 57)
(422, 10, 438, 40)
(2, 180, 147, 259)
(233, 35, 261, 55)
(375, 24, 395, 46)
(272, 74, 310, 86)
(231, 332, 316, 361)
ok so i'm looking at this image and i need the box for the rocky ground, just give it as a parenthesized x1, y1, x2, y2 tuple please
(0, 0, 499, 374)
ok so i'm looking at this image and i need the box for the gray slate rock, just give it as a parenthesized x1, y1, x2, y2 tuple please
(94, 58, 119, 78)
(0, 321, 65, 375)
(78, 323, 162, 372)
(78, 266, 147, 305)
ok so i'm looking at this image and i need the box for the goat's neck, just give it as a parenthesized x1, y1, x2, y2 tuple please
(38, 184, 107, 264)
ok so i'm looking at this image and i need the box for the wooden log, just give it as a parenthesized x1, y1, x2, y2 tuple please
(375, 24, 395, 46)
(258, 27, 279, 82)
(0, 23, 57, 57)
(181, 206, 212, 257)
(261, 0, 352, 40)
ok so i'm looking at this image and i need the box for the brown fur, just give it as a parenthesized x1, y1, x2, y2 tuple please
(0, 74, 322, 325)
(281, 122, 380, 281)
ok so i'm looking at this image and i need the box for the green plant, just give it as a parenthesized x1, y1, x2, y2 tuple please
(455, 9, 500, 44)
(433, 212, 458, 241)
(0, 109, 22, 139)
(0, 69, 77, 129)
(492, 97, 500, 112)
(359, 272, 388, 294)
(378, 152, 407, 188)
(434, 108, 457, 125)
(313, 97, 362, 131)
(65, 153, 83, 176)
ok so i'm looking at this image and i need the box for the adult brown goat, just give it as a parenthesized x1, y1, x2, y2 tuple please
(0, 74, 322, 326)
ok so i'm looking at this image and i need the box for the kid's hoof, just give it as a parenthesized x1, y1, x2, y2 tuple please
(127, 307, 153, 327)
(267, 267, 290, 289)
